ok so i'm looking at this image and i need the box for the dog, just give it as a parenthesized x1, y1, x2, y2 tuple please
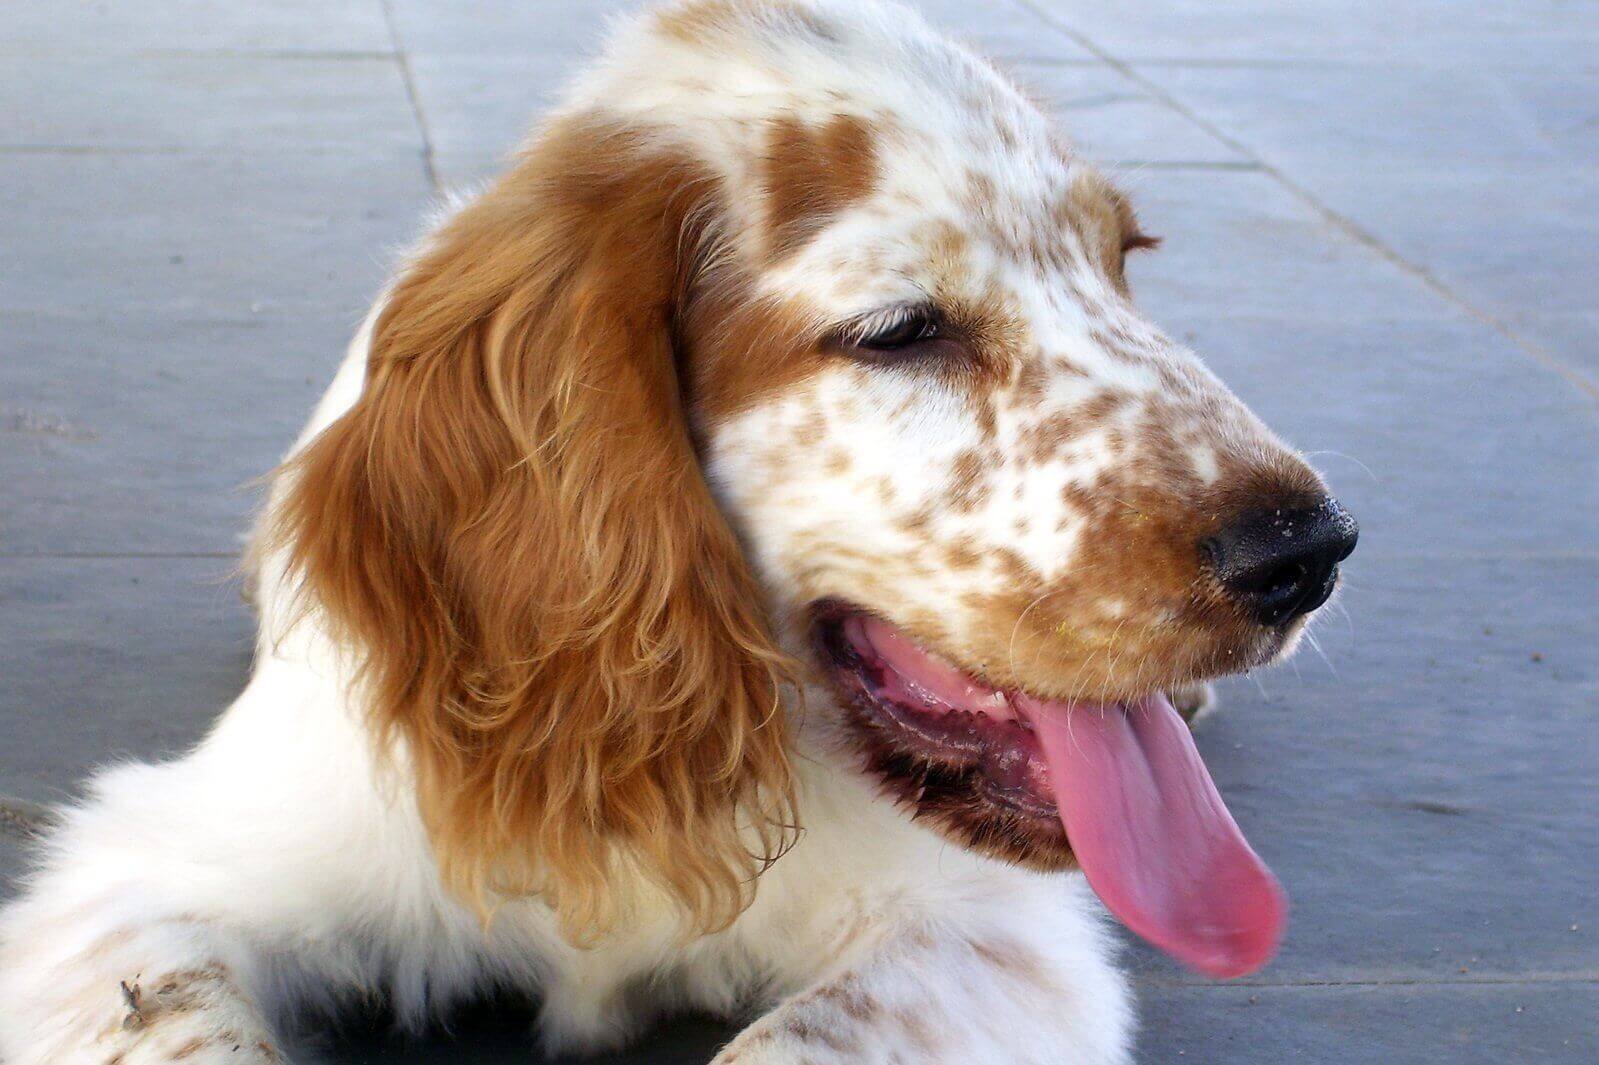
(0, 1, 1357, 1061)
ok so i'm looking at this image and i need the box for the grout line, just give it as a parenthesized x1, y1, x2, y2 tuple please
(1139, 975, 1599, 990)
(1098, 160, 1264, 171)
(378, 0, 440, 193)
(1014, 0, 1599, 407)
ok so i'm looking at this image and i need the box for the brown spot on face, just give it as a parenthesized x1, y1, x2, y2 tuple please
(943, 538, 982, 570)
(948, 448, 989, 514)
(1010, 357, 1051, 410)
(762, 114, 879, 262)
(873, 478, 898, 508)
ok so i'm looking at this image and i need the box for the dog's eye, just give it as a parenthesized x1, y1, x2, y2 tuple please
(834, 305, 960, 367)
(857, 309, 941, 351)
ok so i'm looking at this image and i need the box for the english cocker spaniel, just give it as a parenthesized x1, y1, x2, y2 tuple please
(0, 2, 1356, 1062)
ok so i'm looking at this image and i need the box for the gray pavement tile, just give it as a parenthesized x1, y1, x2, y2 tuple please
(1514, 311, 1599, 383)
(1, 312, 360, 555)
(0, 56, 417, 152)
(0, 150, 431, 317)
(1163, 314, 1599, 557)
(1024, 0, 1599, 67)
(407, 52, 576, 163)
(908, 0, 1095, 61)
(1136, 982, 1598, 1064)
(1115, 167, 1446, 322)
(1130, 63, 1582, 169)
(1276, 163, 1599, 321)
(1120, 63, 1599, 339)
(387, 0, 634, 59)
(390, 0, 1091, 63)
(0, 0, 392, 57)
(1006, 60, 1246, 165)
(0, 558, 254, 807)
(433, 149, 511, 192)
(1123, 555, 1599, 983)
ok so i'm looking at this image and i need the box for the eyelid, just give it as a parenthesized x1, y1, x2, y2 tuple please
(838, 301, 939, 346)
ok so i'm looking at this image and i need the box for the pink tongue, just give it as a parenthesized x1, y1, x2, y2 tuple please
(1014, 693, 1287, 978)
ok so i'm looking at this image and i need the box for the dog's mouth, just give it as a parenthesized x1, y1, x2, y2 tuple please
(813, 602, 1286, 979)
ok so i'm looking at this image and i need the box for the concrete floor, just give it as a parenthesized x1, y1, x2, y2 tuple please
(2, 0, 1597, 1061)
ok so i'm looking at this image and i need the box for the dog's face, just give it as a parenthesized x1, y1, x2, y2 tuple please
(660, 7, 1356, 880)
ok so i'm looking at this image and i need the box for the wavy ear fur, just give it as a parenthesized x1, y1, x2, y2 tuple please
(266, 116, 798, 941)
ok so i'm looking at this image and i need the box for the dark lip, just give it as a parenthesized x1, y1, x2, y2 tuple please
(809, 601, 1061, 823)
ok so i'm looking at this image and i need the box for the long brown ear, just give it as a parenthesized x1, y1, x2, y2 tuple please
(267, 117, 797, 940)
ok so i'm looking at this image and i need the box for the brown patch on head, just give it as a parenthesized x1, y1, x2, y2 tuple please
(657, 0, 842, 46)
(762, 113, 879, 262)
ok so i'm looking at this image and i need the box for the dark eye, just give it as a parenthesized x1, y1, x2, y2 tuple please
(857, 309, 941, 351)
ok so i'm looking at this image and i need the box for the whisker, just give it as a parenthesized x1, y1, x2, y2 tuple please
(1301, 449, 1378, 483)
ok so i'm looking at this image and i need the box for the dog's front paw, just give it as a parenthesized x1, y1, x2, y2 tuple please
(14, 967, 283, 1065)
(1168, 681, 1217, 725)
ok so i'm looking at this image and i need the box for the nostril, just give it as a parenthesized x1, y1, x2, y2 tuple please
(1205, 497, 1358, 626)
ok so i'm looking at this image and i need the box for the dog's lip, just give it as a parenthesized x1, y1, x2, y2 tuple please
(810, 601, 1062, 815)
(808, 598, 1184, 706)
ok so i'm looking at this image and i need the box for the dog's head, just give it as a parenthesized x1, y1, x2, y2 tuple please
(270, 0, 1354, 970)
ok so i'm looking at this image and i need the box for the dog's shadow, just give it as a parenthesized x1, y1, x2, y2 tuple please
(284, 996, 736, 1064)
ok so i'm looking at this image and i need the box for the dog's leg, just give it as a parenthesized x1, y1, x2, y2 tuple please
(0, 657, 494, 1064)
(0, 805, 284, 1064)
(714, 885, 1131, 1065)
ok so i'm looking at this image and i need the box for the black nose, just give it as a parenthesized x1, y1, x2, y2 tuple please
(1205, 497, 1358, 626)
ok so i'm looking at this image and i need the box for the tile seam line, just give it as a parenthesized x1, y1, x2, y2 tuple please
(377, 0, 440, 194)
(1012, 0, 1599, 408)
